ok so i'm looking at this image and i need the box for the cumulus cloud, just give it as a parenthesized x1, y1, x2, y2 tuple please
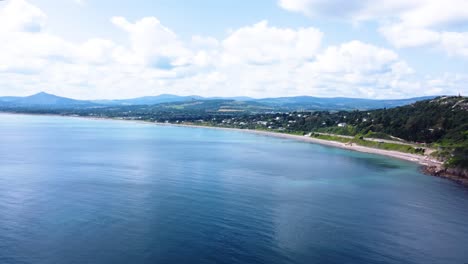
(191, 35, 219, 50)
(221, 21, 323, 65)
(440, 32, 468, 57)
(0, 9, 74, 76)
(278, 0, 468, 58)
(111, 16, 191, 68)
(0, 0, 466, 99)
(278, 0, 417, 21)
(379, 25, 468, 58)
(278, 0, 468, 27)
(308, 41, 400, 74)
(77, 39, 116, 64)
(0, 0, 46, 33)
(292, 41, 417, 98)
(379, 25, 440, 48)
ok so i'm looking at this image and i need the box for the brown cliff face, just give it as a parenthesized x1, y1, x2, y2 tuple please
(422, 165, 468, 186)
(445, 167, 468, 179)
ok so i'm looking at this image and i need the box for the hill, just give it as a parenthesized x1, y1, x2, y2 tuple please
(288, 96, 468, 143)
(91, 94, 204, 105)
(0, 92, 436, 111)
(255, 96, 435, 110)
(274, 96, 467, 175)
(93, 94, 435, 110)
(157, 99, 273, 112)
(0, 92, 94, 108)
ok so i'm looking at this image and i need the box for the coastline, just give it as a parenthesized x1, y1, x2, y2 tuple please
(0, 112, 453, 182)
(159, 123, 443, 167)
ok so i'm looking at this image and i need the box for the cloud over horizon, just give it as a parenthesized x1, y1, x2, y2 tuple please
(0, 0, 466, 99)
(278, 0, 468, 58)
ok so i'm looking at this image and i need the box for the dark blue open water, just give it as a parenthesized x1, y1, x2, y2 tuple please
(0, 114, 467, 264)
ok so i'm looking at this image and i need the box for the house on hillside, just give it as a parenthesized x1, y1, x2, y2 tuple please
(338, 123, 347, 127)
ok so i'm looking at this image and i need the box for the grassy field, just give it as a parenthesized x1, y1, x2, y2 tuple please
(310, 133, 425, 155)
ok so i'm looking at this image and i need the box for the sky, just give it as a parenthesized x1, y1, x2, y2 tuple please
(0, 0, 467, 99)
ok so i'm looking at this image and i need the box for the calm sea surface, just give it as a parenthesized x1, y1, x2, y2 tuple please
(1, 114, 467, 264)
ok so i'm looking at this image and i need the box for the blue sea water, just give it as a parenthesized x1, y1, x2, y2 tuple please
(0, 114, 467, 264)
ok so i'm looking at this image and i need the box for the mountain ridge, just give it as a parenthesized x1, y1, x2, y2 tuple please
(0, 92, 95, 107)
(0, 92, 437, 111)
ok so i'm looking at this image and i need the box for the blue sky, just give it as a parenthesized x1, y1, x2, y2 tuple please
(0, 0, 467, 99)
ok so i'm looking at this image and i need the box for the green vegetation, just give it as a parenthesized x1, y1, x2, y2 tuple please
(310, 133, 425, 154)
(363, 131, 395, 141)
(310, 133, 351, 144)
(315, 125, 358, 136)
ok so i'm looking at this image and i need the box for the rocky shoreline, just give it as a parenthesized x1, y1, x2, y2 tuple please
(421, 166, 468, 186)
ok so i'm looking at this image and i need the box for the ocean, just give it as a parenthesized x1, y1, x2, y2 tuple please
(1, 114, 467, 264)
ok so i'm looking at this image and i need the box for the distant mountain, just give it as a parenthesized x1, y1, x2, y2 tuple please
(254, 96, 437, 110)
(92, 94, 204, 105)
(0, 92, 437, 111)
(92, 95, 255, 105)
(0, 92, 94, 107)
(90, 94, 435, 110)
(211, 96, 253, 101)
(0, 96, 21, 102)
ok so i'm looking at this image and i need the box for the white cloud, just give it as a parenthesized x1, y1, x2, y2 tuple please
(0, 0, 46, 33)
(0, 0, 466, 99)
(111, 16, 191, 68)
(0, 30, 75, 74)
(279, 0, 468, 58)
(308, 41, 400, 74)
(380, 25, 468, 57)
(440, 32, 468, 57)
(425, 73, 468, 95)
(157, 41, 425, 99)
(278, 0, 417, 21)
(379, 24, 440, 48)
(77, 39, 116, 64)
(191, 35, 219, 50)
(278, 0, 468, 27)
(292, 41, 418, 98)
(221, 20, 323, 65)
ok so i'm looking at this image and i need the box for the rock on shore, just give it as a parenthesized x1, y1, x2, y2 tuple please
(422, 165, 468, 186)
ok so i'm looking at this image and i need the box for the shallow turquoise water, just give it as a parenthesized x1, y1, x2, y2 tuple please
(0, 114, 467, 264)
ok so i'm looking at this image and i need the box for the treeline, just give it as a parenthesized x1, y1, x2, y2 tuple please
(286, 97, 467, 144)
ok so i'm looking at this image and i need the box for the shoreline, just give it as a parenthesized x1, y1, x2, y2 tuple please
(159, 123, 443, 167)
(0, 112, 451, 180)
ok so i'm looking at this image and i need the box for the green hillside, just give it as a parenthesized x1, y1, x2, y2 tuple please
(285, 96, 468, 170)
